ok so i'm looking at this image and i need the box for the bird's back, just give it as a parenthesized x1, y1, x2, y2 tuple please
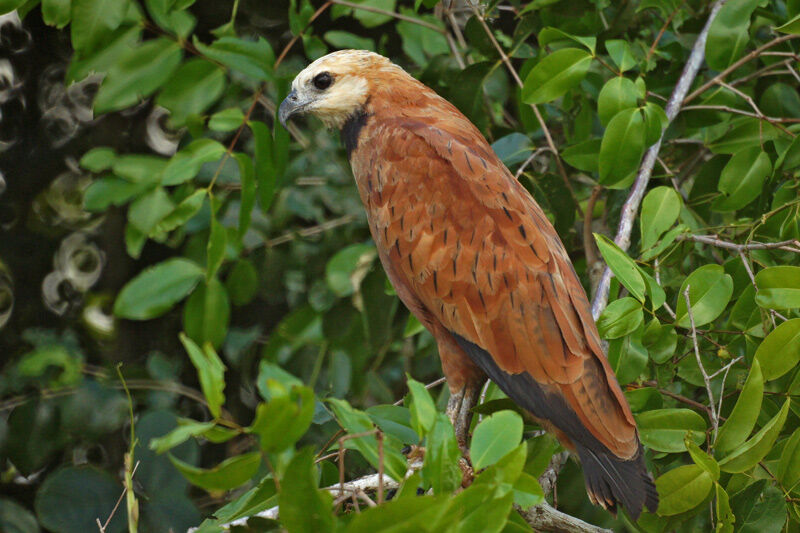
(346, 65, 658, 519)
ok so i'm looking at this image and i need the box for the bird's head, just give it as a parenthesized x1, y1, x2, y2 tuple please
(278, 49, 401, 129)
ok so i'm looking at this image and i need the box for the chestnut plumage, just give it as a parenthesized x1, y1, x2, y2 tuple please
(281, 50, 658, 519)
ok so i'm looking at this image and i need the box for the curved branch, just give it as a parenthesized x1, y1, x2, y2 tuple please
(591, 0, 726, 319)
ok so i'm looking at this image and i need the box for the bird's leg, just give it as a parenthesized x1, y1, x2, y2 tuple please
(446, 381, 483, 452)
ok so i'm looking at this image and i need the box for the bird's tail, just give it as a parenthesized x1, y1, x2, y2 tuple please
(575, 444, 659, 521)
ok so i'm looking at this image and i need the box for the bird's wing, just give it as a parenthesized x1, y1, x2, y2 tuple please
(360, 117, 638, 458)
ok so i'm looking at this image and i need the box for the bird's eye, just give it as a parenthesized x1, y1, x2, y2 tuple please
(313, 72, 332, 90)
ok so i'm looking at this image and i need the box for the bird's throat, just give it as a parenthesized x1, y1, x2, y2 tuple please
(341, 109, 370, 158)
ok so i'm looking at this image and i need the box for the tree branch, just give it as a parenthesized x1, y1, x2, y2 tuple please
(200, 466, 612, 533)
(591, 0, 726, 319)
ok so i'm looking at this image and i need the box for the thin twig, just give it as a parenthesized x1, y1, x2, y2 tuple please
(96, 461, 140, 533)
(676, 234, 800, 253)
(681, 104, 800, 124)
(591, 0, 725, 319)
(332, 0, 446, 33)
(684, 286, 720, 442)
(684, 34, 800, 104)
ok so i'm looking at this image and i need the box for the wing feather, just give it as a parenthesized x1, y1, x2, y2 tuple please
(354, 118, 638, 457)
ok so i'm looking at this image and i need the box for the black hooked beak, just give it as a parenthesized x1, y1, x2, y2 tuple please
(278, 89, 305, 128)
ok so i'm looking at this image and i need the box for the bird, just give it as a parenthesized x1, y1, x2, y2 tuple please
(279, 49, 658, 520)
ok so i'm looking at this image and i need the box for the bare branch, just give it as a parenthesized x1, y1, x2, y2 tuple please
(331, 0, 446, 34)
(684, 286, 720, 441)
(591, 0, 725, 319)
(684, 33, 800, 105)
(677, 234, 800, 254)
(517, 503, 613, 533)
(202, 465, 612, 533)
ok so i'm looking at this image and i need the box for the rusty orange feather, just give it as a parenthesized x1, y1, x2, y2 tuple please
(280, 50, 658, 519)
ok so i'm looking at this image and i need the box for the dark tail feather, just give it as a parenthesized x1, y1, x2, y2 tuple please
(576, 445, 659, 521)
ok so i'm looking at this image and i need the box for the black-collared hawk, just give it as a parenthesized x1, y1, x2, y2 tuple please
(279, 50, 658, 519)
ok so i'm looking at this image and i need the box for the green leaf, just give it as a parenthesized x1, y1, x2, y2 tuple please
(640, 186, 681, 250)
(0, 0, 26, 16)
(35, 467, 125, 533)
(67, 24, 143, 83)
(80, 147, 117, 172)
(470, 410, 523, 470)
(716, 360, 763, 454)
(128, 187, 174, 236)
(162, 139, 227, 186)
(225, 259, 259, 306)
(93, 38, 183, 113)
(193, 36, 275, 81)
(537, 27, 596, 54)
(706, 0, 760, 70)
(732, 483, 787, 533)
(686, 439, 720, 481)
(248, 382, 315, 453)
(599, 107, 645, 188)
(169, 452, 260, 492)
(112, 154, 166, 184)
(597, 297, 643, 339)
(754, 266, 800, 309)
(655, 464, 713, 516)
(605, 39, 636, 72)
(42, 0, 71, 28)
(712, 148, 771, 212)
(323, 30, 375, 51)
(492, 133, 534, 166)
(754, 319, 800, 380)
(179, 333, 226, 419)
(719, 399, 790, 473)
(513, 472, 545, 509)
(421, 413, 462, 494)
(114, 258, 204, 319)
(149, 419, 217, 454)
(407, 376, 437, 437)
(71, 0, 131, 53)
(233, 153, 256, 242)
(642, 319, 677, 363)
(250, 121, 278, 212)
(777, 429, 800, 491)
(709, 119, 778, 154)
(209, 107, 245, 132)
(642, 101, 668, 145)
(155, 189, 206, 234)
(144, 0, 196, 37)
(396, 11, 448, 67)
(0, 498, 39, 533)
(597, 77, 639, 126)
(562, 138, 600, 172)
(674, 264, 734, 328)
(607, 325, 649, 385)
(182, 278, 230, 350)
(716, 483, 735, 533)
(156, 59, 226, 126)
(279, 448, 335, 533)
(593, 233, 647, 302)
(635, 408, 706, 453)
(206, 213, 226, 281)
(777, 12, 800, 34)
(328, 398, 407, 482)
(83, 176, 146, 211)
(521, 48, 593, 104)
(325, 243, 377, 297)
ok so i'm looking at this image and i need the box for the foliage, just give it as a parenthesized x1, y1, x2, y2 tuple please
(1, 0, 800, 532)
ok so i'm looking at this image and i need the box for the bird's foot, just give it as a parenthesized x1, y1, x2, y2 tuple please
(446, 383, 483, 454)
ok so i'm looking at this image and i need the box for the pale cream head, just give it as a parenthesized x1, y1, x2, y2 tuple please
(278, 50, 402, 129)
